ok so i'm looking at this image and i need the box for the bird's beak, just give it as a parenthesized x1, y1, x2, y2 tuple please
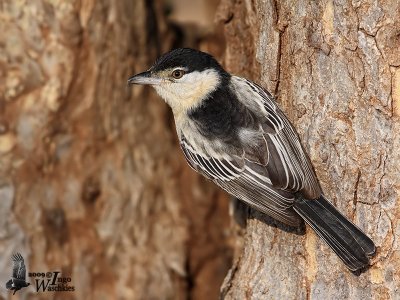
(127, 71, 163, 85)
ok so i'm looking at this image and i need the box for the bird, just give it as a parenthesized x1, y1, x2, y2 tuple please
(6, 253, 30, 295)
(127, 48, 376, 271)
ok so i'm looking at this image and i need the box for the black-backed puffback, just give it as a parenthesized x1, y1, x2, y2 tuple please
(128, 48, 376, 272)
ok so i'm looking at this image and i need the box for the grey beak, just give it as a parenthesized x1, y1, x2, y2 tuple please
(127, 71, 163, 85)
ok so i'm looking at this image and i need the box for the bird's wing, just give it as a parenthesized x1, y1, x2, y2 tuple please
(179, 76, 323, 226)
(11, 253, 27, 281)
(180, 136, 302, 226)
(232, 76, 321, 200)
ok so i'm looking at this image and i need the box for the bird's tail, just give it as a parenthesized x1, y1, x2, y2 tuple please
(293, 194, 376, 271)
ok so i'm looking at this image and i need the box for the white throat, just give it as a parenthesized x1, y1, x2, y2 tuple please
(153, 69, 221, 119)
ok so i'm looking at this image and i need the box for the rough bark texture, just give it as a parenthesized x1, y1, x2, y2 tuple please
(0, 1, 231, 299)
(2, 0, 399, 299)
(217, 0, 400, 299)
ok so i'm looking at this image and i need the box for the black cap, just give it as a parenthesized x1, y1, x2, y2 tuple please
(151, 48, 227, 74)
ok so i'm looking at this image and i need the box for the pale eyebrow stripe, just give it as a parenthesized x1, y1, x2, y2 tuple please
(172, 66, 189, 72)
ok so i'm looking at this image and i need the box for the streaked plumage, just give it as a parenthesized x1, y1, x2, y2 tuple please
(128, 48, 376, 271)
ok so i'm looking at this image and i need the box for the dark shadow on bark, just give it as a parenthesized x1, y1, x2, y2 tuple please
(232, 197, 306, 235)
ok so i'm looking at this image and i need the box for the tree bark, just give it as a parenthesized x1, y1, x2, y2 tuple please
(217, 0, 400, 299)
(0, 1, 231, 299)
(2, 0, 399, 299)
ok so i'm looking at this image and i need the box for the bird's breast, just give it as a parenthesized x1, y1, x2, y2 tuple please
(177, 118, 239, 159)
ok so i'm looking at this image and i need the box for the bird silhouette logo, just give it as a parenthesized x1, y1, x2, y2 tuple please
(5, 253, 30, 295)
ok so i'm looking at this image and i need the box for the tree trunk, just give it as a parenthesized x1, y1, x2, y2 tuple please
(217, 0, 400, 299)
(2, 0, 399, 299)
(0, 1, 231, 299)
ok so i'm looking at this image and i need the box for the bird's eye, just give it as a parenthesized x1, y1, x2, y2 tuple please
(172, 69, 185, 79)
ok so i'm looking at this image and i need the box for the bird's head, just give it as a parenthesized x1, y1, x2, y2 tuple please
(128, 48, 229, 115)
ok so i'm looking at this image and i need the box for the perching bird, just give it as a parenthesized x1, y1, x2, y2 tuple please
(6, 253, 30, 295)
(128, 48, 376, 271)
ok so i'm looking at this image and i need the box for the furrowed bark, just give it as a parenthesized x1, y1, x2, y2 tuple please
(217, 0, 400, 299)
(0, 1, 231, 299)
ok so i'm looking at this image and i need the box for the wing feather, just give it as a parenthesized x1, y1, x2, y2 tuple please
(180, 137, 302, 226)
(178, 76, 321, 226)
(11, 253, 27, 280)
(234, 77, 321, 199)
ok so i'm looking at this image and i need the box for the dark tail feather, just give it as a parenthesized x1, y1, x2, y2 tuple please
(294, 194, 376, 271)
